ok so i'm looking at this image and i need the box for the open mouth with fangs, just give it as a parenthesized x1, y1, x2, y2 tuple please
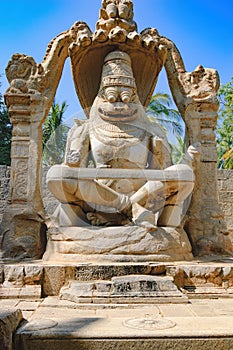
(98, 105, 138, 122)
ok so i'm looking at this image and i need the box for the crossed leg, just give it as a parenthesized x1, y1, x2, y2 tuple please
(47, 164, 194, 228)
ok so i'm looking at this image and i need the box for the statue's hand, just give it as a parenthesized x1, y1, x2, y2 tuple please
(187, 143, 201, 160)
(180, 142, 201, 167)
(66, 150, 81, 166)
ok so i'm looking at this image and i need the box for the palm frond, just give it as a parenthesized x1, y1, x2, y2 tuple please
(42, 100, 69, 165)
(147, 92, 184, 137)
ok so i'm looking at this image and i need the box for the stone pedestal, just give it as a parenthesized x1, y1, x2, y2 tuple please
(43, 226, 193, 262)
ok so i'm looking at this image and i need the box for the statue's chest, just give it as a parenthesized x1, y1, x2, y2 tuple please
(90, 124, 150, 168)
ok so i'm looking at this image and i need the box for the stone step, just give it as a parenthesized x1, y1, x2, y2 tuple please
(14, 335, 233, 350)
(1, 261, 233, 299)
(14, 300, 233, 350)
(59, 275, 188, 304)
(183, 286, 233, 299)
(0, 285, 41, 299)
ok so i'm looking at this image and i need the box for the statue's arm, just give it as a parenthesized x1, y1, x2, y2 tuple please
(149, 136, 172, 170)
(64, 120, 90, 168)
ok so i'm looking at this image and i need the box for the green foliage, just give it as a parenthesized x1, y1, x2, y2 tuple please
(147, 92, 185, 163)
(217, 78, 233, 169)
(42, 101, 69, 165)
(170, 134, 185, 164)
(147, 93, 184, 136)
(0, 81, 12, 166)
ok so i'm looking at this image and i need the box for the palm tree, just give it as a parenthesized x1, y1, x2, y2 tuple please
(42, 101, 69, 165)
(147, 93, 184, 136)
(170, 134, 186, 164)
(0, 79, 12, 165)
(147, 92, 185, 163)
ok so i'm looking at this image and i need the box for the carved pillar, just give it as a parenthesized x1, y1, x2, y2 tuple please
(0, 27, 74, 260)
(183, 99, 231, 255)
(163, 39, 232, 255)
(0, 93, 47, 261)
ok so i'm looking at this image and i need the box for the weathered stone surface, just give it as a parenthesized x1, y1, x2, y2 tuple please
(13, 299, 233, 350)
(60, 281, 94, 302)
(167, 264, 233, 290)
(1, 262, 233, 297)
(1, 0, 232, 262)
(0, 265, 3, 284)
(111, 275, 180, 296)
(0, 166, 10, 223)
(13, 337, 233, 350)
(0, 308, 22, 350)
(73, 264, 165, 281)
(0, 168, 232, 247)
(218, 169, 233, 243)
(24, 266, 43, 285)
(0, 286, 41, 299)
(3, 266, 24, 288)
(44, 226, 193, 262)
(43, 266, 65, 296)
(59, 275, 185, 303)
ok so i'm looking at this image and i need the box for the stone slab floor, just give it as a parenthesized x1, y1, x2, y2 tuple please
(2, 297, 233, 349)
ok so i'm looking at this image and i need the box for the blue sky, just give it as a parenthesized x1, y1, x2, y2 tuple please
(1, 0, 233, 120)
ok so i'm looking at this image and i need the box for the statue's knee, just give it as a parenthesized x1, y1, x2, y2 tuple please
(176, 181, 194, 202)
(47, 178, 79, 201)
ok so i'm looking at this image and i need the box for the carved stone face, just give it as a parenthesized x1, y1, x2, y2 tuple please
(95, 84, 142, 122)
(90, 50, 146, 122)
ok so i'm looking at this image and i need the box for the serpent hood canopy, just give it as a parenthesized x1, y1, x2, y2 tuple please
(68, 0, 167, 116)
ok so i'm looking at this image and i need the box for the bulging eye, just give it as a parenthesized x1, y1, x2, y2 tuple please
(120, 89, 132, 103)
(105, 87, 118, 102)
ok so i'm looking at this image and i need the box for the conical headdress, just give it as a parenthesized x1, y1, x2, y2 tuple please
(100, 51, 136, 90)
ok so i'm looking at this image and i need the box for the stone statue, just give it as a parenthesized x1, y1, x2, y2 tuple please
(47, 50, 198, 232)
(1, 0, 231, 261)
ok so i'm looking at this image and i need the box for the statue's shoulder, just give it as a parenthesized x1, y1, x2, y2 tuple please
(64, 119, 90, 167)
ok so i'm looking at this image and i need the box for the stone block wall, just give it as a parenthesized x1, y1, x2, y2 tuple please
(0, 165, 232, 236)
(218, 170, 233, 237)
(0, 165, 11, 223)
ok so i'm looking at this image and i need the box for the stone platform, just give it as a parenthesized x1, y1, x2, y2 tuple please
(3, 297, 233, 350)
(1, 259, 233, 349)
(1, 258, 233, 299)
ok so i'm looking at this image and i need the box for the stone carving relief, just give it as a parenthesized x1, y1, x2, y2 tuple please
(95, 0, 137, 42)
(45, 50, 201, 261)
(1, 0, 231, 261)
(159, 37, 220, 110)
(13, 160, 28, 200)
(5, 54, 46, 95)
